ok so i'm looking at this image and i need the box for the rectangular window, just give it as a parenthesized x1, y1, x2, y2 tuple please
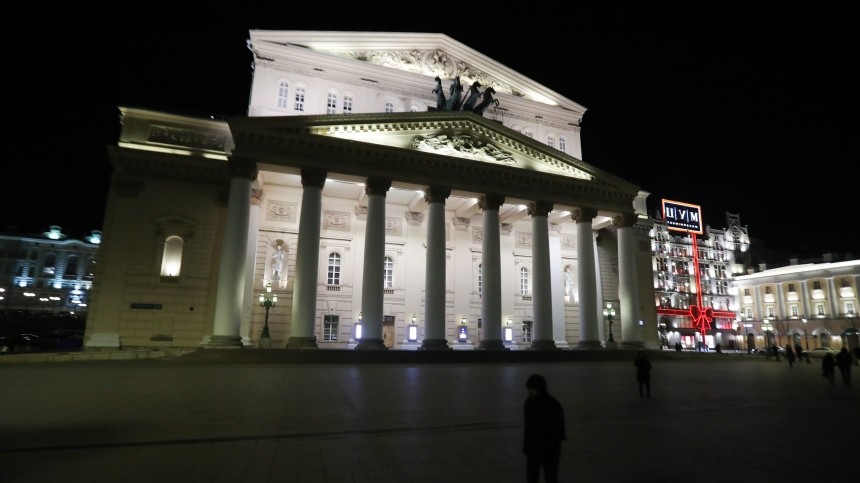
(323, 315, 338, 341)
(816, 303, 825, 316)
(813, 281, 821, 290)
(277, 81, 289, 108)
(790, 305, 799, 317)
(846, 302, 856, 315)
(744, 307, 753, 319)
(766, 306, 775, 318)
(788, 283, 795, 292)
(522, 321, 533, 343)
(343, 96, 353, 113)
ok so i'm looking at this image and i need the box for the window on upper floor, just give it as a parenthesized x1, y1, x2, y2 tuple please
(815, 303, 825, 316)
(343, 95, 353, 114)
(766, 306, 775, 318)
(813, 281, 821, 290)
(327, 252, 341, 285)
(43, 254, 56, 275)
(477, 263, 482, 295)
(547, 136, 554, 148)
(384, 101, 394, 113)
(520, 267, 530, 295)
(383, 256, 394, 289)
(744, 307, 753, 319)
(294, 87, 306, 111)
(160, 236, 183, 277)
(765, 286, 772, 294)
(846, 301, 856, 315)
(744, 288, 750, 296)
(326, 92, 337, 114)
(277, 81, 289, 108)
(788, 283, 796, 292)
(841, 278, 851, 288)
(790, 305, 799, 317)
(558, 137, 566, 152)
(64, 256, 78, 279)
(522, 128, 533, 138)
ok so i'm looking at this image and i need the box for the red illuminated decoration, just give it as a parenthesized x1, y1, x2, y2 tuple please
(657, 201, 734, 344)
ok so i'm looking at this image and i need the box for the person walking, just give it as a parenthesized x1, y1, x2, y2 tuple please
(523, 374, 566, 483)
(634, 350, 652, 398)
(835, 347, 852, 385)
(785, 344, 796, 367)
(822, 353, 836, 385)
(795, 342, 804, 362)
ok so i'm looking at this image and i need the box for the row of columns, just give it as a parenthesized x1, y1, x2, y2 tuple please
(209, 167, 643, 350)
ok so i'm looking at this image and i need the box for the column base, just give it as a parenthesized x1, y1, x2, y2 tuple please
(419, 339, 452, 351)
(258, 336, 272, 349)
(604, 340, 618, 350)
(620, 341, 644, 350)
(577, 340, 604, 350)
(478, 339, 509, 351)
(530, 339, 558, 351)
(355, 338, 387, 350)
(285, 337, 319, 349)
(205, 335, 244, 348)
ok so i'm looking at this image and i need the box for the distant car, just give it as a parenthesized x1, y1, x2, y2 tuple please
(754, 346, 787, 356)
(0, 333, 42, 354)
(804, 347, 840, 359)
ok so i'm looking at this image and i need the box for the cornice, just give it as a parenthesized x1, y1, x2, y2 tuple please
(106, 146, 232, 187)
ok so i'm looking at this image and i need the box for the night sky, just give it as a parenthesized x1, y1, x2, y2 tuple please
(7, 3, 858, 259)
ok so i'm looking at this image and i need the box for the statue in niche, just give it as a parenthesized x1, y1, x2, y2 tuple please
(271, 244, 284, 281)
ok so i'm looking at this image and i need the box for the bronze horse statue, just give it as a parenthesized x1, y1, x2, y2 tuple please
(433, 76, 446, 110)
(446, 76, 463, 111)
(472, 87, 498, 116)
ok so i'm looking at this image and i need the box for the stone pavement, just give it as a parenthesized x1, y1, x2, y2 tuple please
(0, 349, 855, 483)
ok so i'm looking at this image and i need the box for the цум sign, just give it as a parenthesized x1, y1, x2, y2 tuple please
(661, 199, 702, 234)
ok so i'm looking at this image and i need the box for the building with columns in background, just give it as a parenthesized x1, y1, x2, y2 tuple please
(84, 31, 659, 351)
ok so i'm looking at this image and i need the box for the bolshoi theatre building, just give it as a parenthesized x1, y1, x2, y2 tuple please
(84, 30, 659, 352)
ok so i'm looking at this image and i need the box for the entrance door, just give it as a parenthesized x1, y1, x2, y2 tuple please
(382, 315, 395, 348)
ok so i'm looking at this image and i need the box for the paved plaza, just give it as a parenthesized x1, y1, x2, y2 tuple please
(0, 350, 855, 482)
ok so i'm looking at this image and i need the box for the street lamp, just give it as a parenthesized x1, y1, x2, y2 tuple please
(802, 317, 809, 350)
(259, 283, 277, 347)
(603, 302, 616, 342)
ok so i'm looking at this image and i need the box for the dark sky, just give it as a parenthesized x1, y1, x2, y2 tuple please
(6, 3, 858, 258)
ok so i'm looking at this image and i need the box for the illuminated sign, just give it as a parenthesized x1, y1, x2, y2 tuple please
(661, 199, 703, 234)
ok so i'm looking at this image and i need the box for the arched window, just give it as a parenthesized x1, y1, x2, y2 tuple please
(43, 254, 56, 275)
(558, 137, 566, 152)
(277, 80, 289, 108)
(343, 95, 354, 114)
(160, 236, 183, 277)
(327, 252, 341, 285)
(383, 256, 394, 288)
(520, 267, 530, 295)
(294, 86, 306, 111)
(478, 263, 482, 294)
(522, 127, 533, 138)
(64, 256, 79, 279)
(547, 136, 555, 148)
(326, 92, 338, 114)
(384, 101, 395, 113)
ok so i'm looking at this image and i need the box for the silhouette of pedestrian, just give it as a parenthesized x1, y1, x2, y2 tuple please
(853, 346, 860, 367)
(634, 350, 652, 398)
(785, 344, 796, 367)
(523, 374, 565, 483)
(835, 347, 852, 385)
(795, 342, 804, 361)
(822, 353, 836, 385)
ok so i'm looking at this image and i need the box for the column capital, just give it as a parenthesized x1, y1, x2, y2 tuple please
(528, 200, 553, 217)
(424, 185, 451, 203)
(479, 193, 505, 211)
(571, 206, 598, 223)
(365, 177, 392, 196)
(612, 212, 638, 228)
(228, 156, 258, 180)
(300, 168, 327, 188)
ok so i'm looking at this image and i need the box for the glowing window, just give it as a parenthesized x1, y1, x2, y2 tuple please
(383, 256, 394, 288)
(520, 267, 530, 295)
(327, 252, 341, 285)
(160, 236, 183, 277)
(323, 315, 339, 341)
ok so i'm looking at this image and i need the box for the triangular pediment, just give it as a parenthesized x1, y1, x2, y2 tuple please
(232, 111, 639, 194)
(249, 30, 585, 112)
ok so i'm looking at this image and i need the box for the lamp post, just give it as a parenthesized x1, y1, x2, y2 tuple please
(603, 302, 616, 342)
(258, 283, 277, 348)
(802, 317, 809, 350)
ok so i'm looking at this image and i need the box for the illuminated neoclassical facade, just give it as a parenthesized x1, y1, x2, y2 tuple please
(85, 31, 659, 351)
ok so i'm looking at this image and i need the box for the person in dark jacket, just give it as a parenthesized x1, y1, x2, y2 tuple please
(785, 344, 796, 367)
(634, 350, 652, 397)
(822, 353, 836, 385)
(523, 374, 566, 483)
(835, 347, 852, 385)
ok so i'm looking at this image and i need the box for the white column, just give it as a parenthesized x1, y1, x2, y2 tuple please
(574, 207, 601, 349)
(287, 169, 326, 349)
(615, 213, 642, 349)
(210, 162, 256, 347)
(827, 278, 840, 317)
(356, 177, 390, 350)
(479, 194, 506, 350)
(530, 201, 556, 350)
(420, 186, 452, 350)
(240, 188, 263, 345)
